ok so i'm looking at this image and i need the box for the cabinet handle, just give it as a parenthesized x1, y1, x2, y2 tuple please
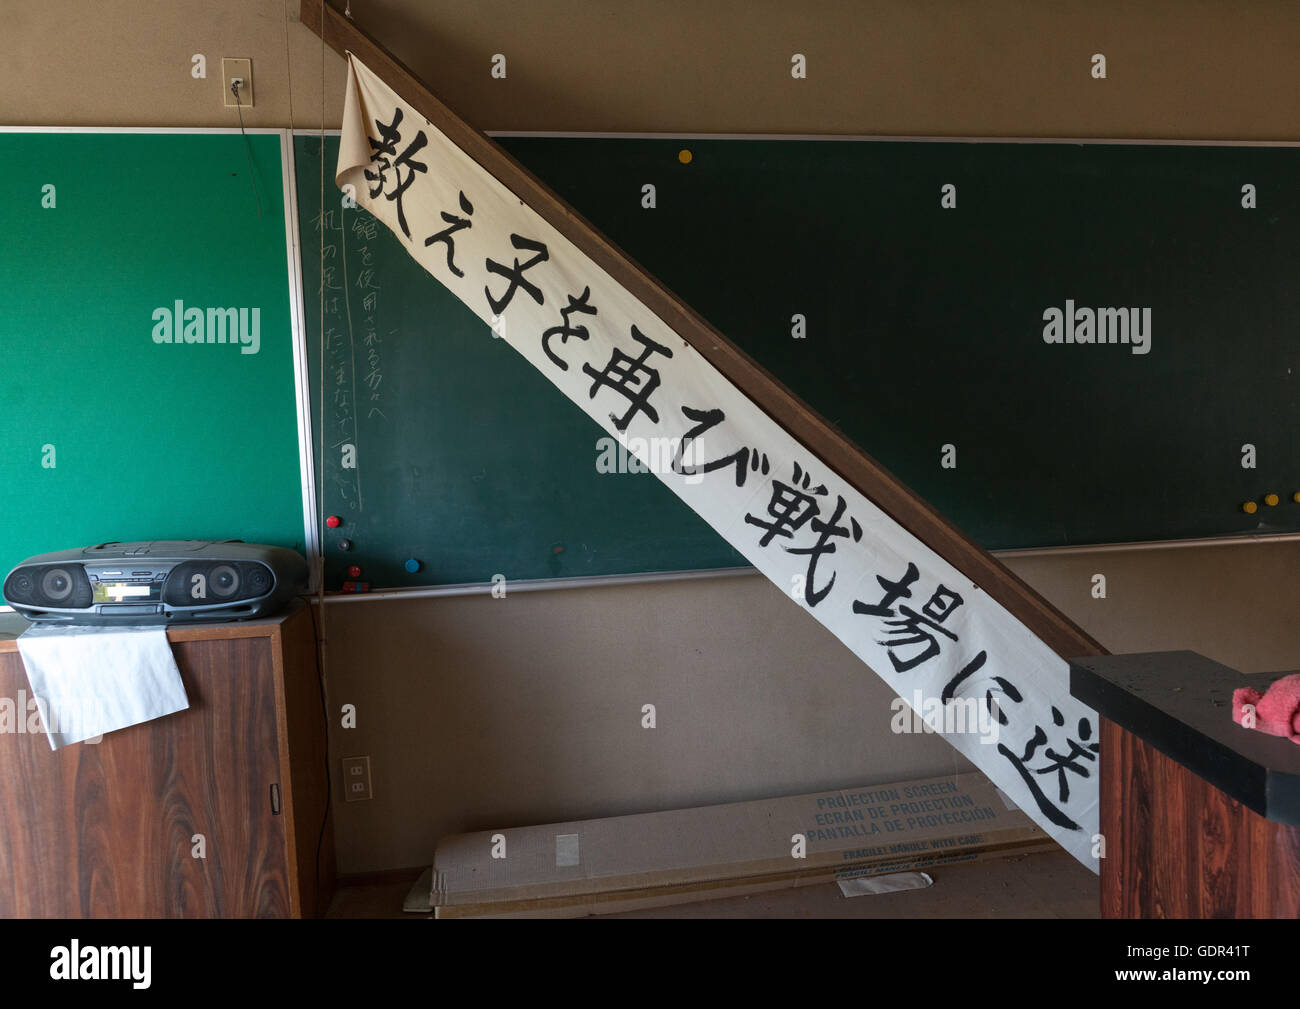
(269, 783, 282, 815)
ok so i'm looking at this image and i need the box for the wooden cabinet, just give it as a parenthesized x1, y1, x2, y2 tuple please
(1071, 651, 1300, 918)
(1097, 719, 1300, 917)
(0, 603, 333, 917)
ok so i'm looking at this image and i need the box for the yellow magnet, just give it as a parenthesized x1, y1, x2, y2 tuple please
(1242, 501, 1258, 514)
(1264, 493, 1280, 506)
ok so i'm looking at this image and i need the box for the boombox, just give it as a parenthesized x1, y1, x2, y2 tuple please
(2, 541, 309, 625)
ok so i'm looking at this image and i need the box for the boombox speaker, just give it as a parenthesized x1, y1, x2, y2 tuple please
(3, 540, 308, 625)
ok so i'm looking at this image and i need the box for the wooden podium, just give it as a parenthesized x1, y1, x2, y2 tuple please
(1070, 651, 1300, 918)
(0, 603, 333, 917)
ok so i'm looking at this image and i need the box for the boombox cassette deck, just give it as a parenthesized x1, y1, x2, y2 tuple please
(3, 540, 308, 625)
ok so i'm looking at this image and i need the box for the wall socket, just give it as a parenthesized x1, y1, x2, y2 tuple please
(223, 58, 253, 108)
(342, 755, 372, 802)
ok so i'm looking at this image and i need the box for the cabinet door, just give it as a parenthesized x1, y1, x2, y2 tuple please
(0, 635, 289, 917)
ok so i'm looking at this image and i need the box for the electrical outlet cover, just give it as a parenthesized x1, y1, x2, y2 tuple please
(222, 58, 253, 108)
(342, 755, 372, 801)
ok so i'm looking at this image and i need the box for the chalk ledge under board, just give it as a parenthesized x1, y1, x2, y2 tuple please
(2, 525, 1294, 621)
(309, 527, 1300, 601)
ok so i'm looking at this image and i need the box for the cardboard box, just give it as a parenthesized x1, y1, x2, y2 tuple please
(430, 772, 1051, 917)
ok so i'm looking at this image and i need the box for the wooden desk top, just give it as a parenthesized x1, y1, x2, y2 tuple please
(1070, 651, 1300, 826)
(0, 599, 309, 652)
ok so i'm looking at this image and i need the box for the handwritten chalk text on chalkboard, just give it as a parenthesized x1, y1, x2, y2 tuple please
(1042, 301, 1151, 355)
(150, 302, 262, 355)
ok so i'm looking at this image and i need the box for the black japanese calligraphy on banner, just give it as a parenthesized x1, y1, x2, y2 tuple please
(335, 54, 1101, 868)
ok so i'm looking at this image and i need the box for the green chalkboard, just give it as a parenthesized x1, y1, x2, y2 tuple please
(296, 134, 745, 589)
(0, 130, 306, 582)
(296, 133, 1300, 589)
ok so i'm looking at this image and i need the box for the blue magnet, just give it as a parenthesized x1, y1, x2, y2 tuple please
(404, 558, 422, 573)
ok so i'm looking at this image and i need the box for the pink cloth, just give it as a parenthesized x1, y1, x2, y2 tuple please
(1233, 673, 1300, 743)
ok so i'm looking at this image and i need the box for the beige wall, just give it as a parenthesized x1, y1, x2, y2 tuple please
(319, 541, 1300, 874)
(9, 1, 1299, 873)
(9, 1, 1300, 139)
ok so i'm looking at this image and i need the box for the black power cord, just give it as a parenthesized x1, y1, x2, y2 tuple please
(230, 79, 264, 219)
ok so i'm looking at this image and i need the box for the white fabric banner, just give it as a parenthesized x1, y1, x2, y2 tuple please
(336, 53, 1100, 870)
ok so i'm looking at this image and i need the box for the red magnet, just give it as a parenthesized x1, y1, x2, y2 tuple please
(347, 565, 362, 578)
(326, 515, 342, 528)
